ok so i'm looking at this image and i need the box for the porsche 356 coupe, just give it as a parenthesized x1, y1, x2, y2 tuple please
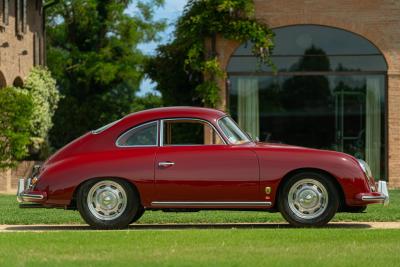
(17, 107, 389, 228)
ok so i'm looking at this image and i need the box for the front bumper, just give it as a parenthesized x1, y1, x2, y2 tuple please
(16, 178, 46, 203)
(357, 181, 389, 206)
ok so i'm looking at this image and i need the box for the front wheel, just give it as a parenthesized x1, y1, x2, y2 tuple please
(278, 172, 339, 227)
(77, 178, 141, 229)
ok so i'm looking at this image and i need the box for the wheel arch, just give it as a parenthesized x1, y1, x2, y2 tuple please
(275, 168, 346, 211)
(69, 176, 142, 210)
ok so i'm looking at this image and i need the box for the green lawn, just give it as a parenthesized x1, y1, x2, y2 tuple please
(0, 190, 398, 225)
(0, 192, 399, 267)
(0, 229, 399, 266)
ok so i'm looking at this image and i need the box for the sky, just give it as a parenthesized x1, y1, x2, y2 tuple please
(128, 0, 187, 96)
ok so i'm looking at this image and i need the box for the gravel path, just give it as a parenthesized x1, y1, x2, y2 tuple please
(1, 222, 400, 232)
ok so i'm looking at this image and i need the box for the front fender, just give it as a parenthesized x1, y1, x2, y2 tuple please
(254, 146, 370, 206)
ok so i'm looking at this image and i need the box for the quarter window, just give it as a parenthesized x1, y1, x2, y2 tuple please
(117, 121, 158, 147)
(163, 119, 224, 146)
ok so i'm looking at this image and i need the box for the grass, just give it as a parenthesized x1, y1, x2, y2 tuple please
(0, 229, 399, 266)
(0, 190, 398, 225)
(0, 192, 398, 266)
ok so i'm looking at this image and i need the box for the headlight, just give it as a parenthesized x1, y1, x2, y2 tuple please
(357, 159, 372, 178)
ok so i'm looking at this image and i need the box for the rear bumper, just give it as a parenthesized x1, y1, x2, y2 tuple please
(16, 178, 47, 203)
(356, 181, 389, 206)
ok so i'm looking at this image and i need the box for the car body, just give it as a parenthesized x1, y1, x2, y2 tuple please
(17, 107, 389, 228)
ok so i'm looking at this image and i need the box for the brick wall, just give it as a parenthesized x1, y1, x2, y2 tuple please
(215, 0, 400, 188)
(0, 0, 44, 87)
(0, 161, 36, 194)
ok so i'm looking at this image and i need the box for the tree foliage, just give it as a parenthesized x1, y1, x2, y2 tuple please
(23, 67, 60, 154)
(0, 88, 34, 169)
(146, 0, 274, 107)
(145, 43, 203, 106)
(131, 93, 163, 112)
(47, 0, 165, 148)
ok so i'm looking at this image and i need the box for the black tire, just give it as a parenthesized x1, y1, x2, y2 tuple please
(344, 205, 367, 213)
(77, 178, 141, 229)
(129, 205, 145, 224)
(278, 172, 339, 227)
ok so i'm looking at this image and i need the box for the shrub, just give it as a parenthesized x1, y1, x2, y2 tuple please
(22, 67, 60, 154)
(0, 87, 34, 169)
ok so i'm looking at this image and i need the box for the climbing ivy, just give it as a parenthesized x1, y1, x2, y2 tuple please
(176, 0, 275, 107)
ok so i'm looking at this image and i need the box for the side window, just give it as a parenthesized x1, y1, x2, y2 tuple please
(117, 121, 158, 147)
(163, 119, 224, 146)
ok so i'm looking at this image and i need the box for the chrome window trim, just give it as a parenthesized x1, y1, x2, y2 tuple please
(216, 116, 253, 145)
(115, 120, 159, 148)
(160, 118, 227, 146)
(92, 119, 122, 135)
(160, 119, 164, 147)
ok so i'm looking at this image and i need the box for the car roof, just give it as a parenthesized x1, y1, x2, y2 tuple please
(122, 106, 227, 124)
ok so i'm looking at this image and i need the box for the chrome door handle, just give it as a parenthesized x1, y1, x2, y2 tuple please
(158, 161, 175, 167)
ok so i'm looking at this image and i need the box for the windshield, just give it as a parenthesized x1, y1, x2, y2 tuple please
(218, 117, 251, 145)
(91, 119, 121, 134)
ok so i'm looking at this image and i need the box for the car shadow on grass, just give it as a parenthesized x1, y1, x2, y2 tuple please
(3, 222, 372, 231)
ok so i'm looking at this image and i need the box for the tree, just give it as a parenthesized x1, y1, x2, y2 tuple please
(131, 93, 163, 112)
(146, 0, 274, 107)
(145, 42, 203, 106)
(0, 88, 34, 169)
(47, 0, 165, 149)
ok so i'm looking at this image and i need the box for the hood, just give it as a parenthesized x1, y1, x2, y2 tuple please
(253, 141, 352, 157)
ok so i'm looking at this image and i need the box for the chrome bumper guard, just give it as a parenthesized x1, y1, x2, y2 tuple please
(16, 178, 44, 203)
(361, 181, 390, 206)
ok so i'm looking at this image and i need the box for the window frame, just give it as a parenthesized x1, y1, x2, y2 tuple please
(160, 118, 227, 147)
(217, 116, 252, 145)
(116, 120, 160, 148)
(2, 0, 9, 26)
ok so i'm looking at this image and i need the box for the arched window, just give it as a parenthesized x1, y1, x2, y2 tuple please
(0, 71, 6, 88)
(227, 25, 387, 179)
(13, 76, 24, 87)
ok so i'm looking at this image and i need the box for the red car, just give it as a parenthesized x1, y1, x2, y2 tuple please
(17, 107, 389, 229)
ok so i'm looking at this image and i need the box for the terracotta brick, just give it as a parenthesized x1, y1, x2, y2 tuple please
(0, 161, 36, 194)
(0, 0, 44, 87)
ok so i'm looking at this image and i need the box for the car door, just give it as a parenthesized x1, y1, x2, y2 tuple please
(153, 118, 262, 207)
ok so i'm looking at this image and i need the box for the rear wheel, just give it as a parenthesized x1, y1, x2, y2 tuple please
(344, 205, 367, 213)
(77, 178, 140, 229)
(278, 172, 339, 227)
(130, 205, 145, 224)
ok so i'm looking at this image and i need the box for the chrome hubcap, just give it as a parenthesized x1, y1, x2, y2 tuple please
(288, 179, 328, 219)
(87, 181, 127, 221)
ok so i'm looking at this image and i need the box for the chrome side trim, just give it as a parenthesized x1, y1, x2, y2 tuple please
(151, 201, 272, 207)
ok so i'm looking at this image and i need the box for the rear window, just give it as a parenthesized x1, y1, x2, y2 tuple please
(116, 121, 158, 147)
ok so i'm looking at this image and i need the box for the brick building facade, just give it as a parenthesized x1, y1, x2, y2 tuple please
(215, 0, 400, 188)
(0, 0, 45, 193)
(0, 0, 44, 88)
